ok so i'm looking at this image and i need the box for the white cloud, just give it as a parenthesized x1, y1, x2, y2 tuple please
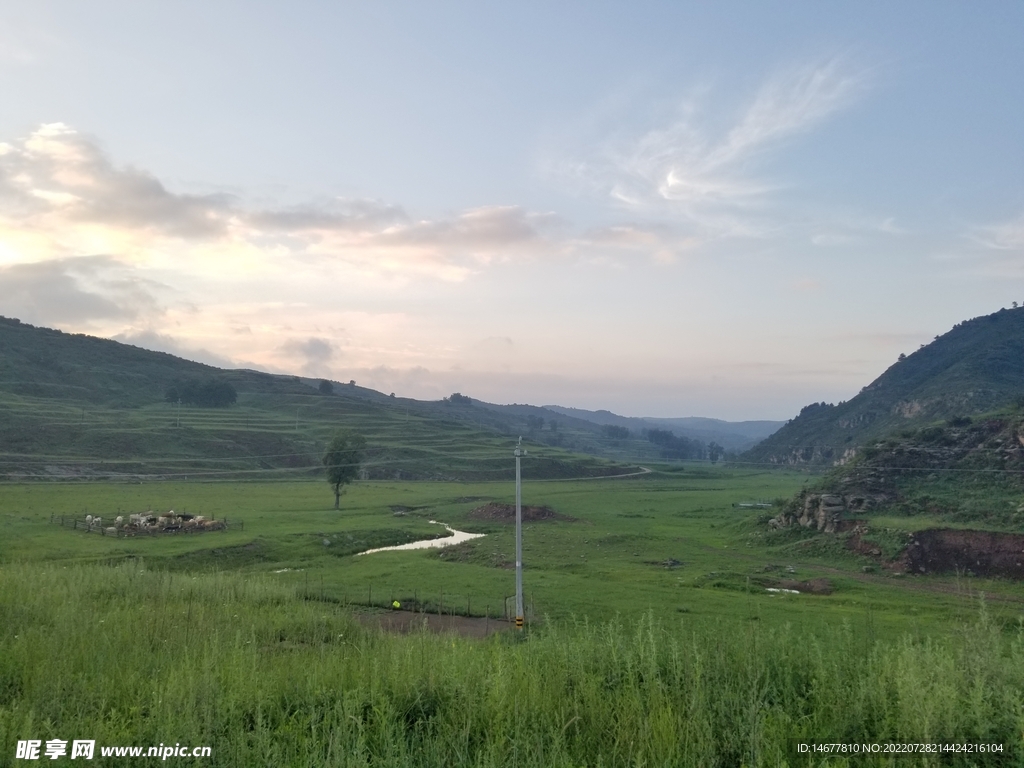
(279, 336, 339, 376)
(113, 329, 236, 368)
(973, 212, 1024, 251)
(557, 57, 869, 237)
(0, 256, 163, 326)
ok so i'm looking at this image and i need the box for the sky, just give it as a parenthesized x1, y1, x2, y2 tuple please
(0, 2, 1022, 420)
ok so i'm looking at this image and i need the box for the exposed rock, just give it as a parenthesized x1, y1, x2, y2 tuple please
(768, 492, 887, 532)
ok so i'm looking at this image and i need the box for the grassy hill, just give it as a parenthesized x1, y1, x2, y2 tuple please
(0, 316, 642, 481)
(745, 306, 1024, 466)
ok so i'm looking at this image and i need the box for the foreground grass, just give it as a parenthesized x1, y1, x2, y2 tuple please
(1, 563, 1022, 767)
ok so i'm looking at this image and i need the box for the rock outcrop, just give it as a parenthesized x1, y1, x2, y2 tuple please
(769, 492, 888, 533)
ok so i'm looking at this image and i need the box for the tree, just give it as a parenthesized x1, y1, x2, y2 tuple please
(322, 431, 366, 509)
(318, 379, 334, 395)
(165, 378, 237, 407)
(601, 424, 629, 441)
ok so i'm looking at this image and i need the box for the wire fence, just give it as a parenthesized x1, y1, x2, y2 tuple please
(298, 578, 535, 623)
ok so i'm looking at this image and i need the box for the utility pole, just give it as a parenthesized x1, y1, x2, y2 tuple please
(514, 436, 525, 630)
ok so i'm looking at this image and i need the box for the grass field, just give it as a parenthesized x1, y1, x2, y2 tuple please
(4, 470, 1023, 635)
(3, 470, 1024, 765)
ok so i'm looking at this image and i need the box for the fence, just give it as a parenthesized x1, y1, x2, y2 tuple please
(49, 514, 241, 537)
(299, 579, 536, 623)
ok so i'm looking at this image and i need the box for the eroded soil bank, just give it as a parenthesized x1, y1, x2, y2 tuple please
(898, 528, 1024, 578)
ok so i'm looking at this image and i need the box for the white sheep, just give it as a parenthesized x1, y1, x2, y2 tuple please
(115, 515, 124, 526)
(85, 515, 93, 524)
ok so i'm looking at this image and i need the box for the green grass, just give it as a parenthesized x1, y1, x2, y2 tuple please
(1, 562, 1022, 767)
(4, 471, 1024, 765)
(3, 470, 1023, 635)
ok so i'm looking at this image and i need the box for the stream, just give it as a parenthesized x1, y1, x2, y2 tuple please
(356, 520, 485, 555)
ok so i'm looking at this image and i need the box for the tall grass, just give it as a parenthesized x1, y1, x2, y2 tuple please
(1, 563, 1021, 766)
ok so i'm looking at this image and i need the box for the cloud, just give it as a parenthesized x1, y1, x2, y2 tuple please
(113, 329, 237, 368)
(249, 199, 408, 232)
(383, 206, 557, 251)
(0, 124, 584, 283)
(558, 57, 869, 236)
(279, 336, 339, 375)
(0, 123, 231, 238)
(0, 256, 161, 325)
(972, 212, 1024, 251)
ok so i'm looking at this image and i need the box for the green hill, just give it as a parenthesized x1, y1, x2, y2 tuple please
(745, 306, 1024, 466)
(0, 316, 640, 481)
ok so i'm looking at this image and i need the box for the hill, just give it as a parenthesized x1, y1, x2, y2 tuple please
(771, 408, 1024, 530)
(541, 405, 783, 451)
(0, 316, 639, 481)
(745, 306, 1024, 466)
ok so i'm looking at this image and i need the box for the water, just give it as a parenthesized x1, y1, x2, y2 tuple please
(357, 520, 485, 555)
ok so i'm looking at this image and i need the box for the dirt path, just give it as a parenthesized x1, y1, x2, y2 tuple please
(355, 609, 514, 638)
(536, 466, 653, 483)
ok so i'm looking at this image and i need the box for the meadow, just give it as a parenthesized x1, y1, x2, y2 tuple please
(3, 470, 1024, 765)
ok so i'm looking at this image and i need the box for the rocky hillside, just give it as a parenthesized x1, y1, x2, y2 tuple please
(764, 408, 1024, 577)
(769, 409, 1024, 531)
(745, 306, 1024, 466)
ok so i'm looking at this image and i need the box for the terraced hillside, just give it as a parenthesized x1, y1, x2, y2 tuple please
(0, 316, 637, 480)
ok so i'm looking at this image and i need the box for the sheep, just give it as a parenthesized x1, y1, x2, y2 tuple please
(115, 515, 124, 526)
(85, 515, 94, 524)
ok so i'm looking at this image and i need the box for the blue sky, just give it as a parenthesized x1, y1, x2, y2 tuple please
(0, 2, 1021, 419)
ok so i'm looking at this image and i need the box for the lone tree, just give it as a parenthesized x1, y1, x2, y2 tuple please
(322, 430, 366, 509)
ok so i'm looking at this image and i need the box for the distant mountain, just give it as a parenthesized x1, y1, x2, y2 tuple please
(746, 306, 1024, 466)
(542, 405, 784, 451)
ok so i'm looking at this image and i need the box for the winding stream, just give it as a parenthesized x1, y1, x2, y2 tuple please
(356, 520, 485, 555)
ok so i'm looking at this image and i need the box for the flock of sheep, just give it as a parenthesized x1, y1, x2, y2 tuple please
(82, 510, 226, 536)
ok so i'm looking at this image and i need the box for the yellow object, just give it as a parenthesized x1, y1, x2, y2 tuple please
(392, 600, 401, 609)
